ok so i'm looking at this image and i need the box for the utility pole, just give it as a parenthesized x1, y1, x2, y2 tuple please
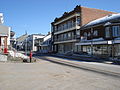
(25, 38, 27, 56)
(25, 31, 28, 56)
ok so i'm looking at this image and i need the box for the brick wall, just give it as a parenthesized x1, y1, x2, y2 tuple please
(81, 7, 116, 25)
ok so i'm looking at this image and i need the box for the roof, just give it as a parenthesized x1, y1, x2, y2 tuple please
(0, 33, 8, 37)
(16, 34, 28, 42)
(31, 33, 45, 36)
(52, 5, 81, 24)
(52, 5, 116, 24)
(81, 13, 120, 29)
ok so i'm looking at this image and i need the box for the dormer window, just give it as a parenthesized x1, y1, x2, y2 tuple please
(93, 30, 98, 36)
(112, 26, 120, 37)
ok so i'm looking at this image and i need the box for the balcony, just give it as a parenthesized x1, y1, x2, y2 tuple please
(54, 26, 80, 35)
(54, 36, 78, 44)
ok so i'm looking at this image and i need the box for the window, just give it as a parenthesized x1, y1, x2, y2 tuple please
(55, 26, 57, 31)
(68, 21, 71, 28)
(76, 30, 80, 35)
(84, 32, 87, 37)
(112, 26, 120, 37)
(83, 32, 87, 40)
(88, 32, 91, 37)
(64, 33, 67, 40)
(77, 17, 80, 25)
(68, 32, 71, 39)
(51, 25, 54, 32)
(105, 27, 111, 38)
(93, 30, 98, 36)
(58, 25, 61, 31)
(64, 23, 67, 29)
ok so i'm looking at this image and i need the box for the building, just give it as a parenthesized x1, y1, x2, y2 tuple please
(26, 34, 45, 51)
(76, 13, 120, 59)
(0, 13, 11, 53)
(16, 34, 28, 50)
(51, 5, 115, 54)
(37, 32, 51, 53)
(10, 31, 16, 48)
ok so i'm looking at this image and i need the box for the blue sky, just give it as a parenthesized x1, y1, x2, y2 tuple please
(0, 0, 120, 37)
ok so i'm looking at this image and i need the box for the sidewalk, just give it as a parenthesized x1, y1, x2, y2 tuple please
(41, 56, 120, 78)
(52, 53, 120, 65)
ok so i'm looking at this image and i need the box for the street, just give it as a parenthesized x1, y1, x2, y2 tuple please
(0, 56, 120, 90)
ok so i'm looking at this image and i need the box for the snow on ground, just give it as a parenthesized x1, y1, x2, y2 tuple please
(8, 50, 28, 59)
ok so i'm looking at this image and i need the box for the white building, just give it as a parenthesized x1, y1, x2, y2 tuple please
(0, 13, 4, 24)
(27, 34, 45, 51)
(38, 33, 51, 53)
(0, 13, 11, 52)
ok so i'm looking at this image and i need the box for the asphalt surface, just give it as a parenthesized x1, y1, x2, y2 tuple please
(0, 56, 120, 90)
(36, 55, 120, 78)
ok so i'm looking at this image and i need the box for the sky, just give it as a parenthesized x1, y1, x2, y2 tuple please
(0, 0, 120, 37)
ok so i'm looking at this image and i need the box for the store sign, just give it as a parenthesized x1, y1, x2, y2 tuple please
(108, 41, 112, 44)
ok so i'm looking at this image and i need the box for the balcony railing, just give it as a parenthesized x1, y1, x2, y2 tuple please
(54, 35, 76, 42)
(54, 24, 76, 33)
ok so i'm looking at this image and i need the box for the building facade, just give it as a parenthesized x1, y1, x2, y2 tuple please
(26, 34, 45, 51)
(76, 14, 120, 59)
(51, 5, 115, 54)
(16, 34, 28, 50)
(37, 33, 51, 53)
(0, 13, 11, 53)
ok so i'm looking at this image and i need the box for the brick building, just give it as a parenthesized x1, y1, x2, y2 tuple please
(51, 5, 115, 54)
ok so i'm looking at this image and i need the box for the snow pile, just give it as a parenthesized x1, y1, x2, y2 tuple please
(8, 50, 28, 59)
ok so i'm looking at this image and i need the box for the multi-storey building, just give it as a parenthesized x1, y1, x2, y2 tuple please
(37, 32, 51, 53)
(26, 34, 45, 51)
(51, 5, 115, 54)
(76, 13, 120, 59)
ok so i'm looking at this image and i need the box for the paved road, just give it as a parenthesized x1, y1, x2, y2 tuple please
(36, 55, 120, 77)
(0, 56, 120, 90)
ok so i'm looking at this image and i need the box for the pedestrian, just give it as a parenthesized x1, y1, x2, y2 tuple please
(29, 51, 32, 63)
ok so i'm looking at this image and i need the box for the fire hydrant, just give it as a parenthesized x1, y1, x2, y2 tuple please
(29, 51, 32, 63)
(4, 48, 8, 54)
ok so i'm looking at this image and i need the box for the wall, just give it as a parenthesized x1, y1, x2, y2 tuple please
(0, 25, 10, 46)
(81, 7, 116, 25)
